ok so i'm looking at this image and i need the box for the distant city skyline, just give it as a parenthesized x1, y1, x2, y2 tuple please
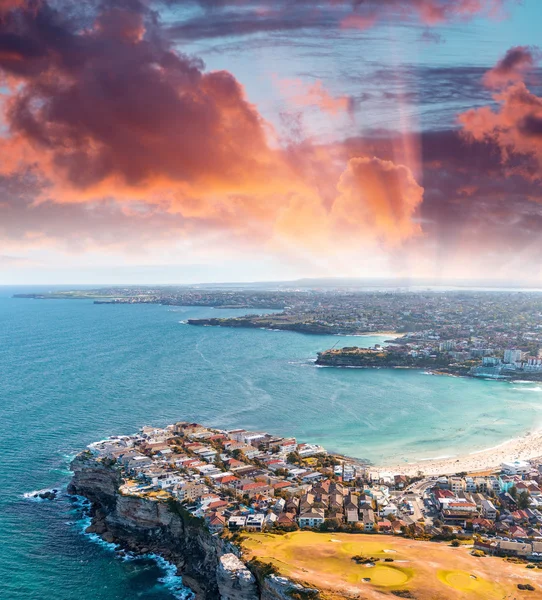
(1, 0, 542, 284)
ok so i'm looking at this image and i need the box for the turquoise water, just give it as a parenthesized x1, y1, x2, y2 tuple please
(2, 286, 542, 598)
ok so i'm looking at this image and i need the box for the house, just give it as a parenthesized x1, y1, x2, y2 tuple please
(499, 492, 518, 510)
(474, 477, 489, 493)
(175, 481, 207, 502)
(361, 508, 375, 531)
(390, 519, 406, 535)
(245, 514, 265, 531)
(346, 508, 359, 523)
(272, 481, 294, 492)
(278, 439, 297, 454)
(207, 513, 226, 533)
(298, 508, 325, 528)
(461, 478, 474, 493)
(510, 525, 528, 539)
(228, 516, 247, 530)
(481, 499, 497, 520)
(378, 519, 392, 532)
(394, 475, 408, 489)
(276, 513, 296, 528)
(472, 518, 494, 532)
(449, 477, 465, 494)
(238, 482, 274, 499)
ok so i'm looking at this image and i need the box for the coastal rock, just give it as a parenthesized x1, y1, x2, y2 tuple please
(261, 575, 320, 600)
(36, 489, 57, 500)
(217, 554, 258, 600)
(102, 531, 115, 544)
(69, 453, 315, 600)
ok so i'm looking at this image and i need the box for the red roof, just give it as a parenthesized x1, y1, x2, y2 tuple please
(207, 500, 228, 510)
(240, 482, 264, 491)
(216, 475, 239, 484)
(273, 481, 293, 489)
(433, 489, 455, 499)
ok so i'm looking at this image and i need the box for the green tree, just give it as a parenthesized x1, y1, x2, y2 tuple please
(518, 490, 530, 509)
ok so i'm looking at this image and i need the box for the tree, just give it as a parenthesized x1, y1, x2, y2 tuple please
(287, 452, 301, 464)
(518, 490, 530, 509)
(510, 485, 518, 500)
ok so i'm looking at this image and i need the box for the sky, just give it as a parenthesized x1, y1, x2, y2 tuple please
(1, 0, 542, 285)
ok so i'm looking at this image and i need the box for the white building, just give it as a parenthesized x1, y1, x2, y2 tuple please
(504, 349, 523, 365)
(502, 460, 531, 476)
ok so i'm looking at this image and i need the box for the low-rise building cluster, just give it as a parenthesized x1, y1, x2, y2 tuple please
(86, 422, 542, 561)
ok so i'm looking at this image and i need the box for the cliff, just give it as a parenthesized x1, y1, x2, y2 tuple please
(68, 454, 320, 600)
(316, 347, 455, 371)
(187, 317, 373, 336)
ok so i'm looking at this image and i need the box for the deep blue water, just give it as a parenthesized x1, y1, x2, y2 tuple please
(2, 285, 542, 598)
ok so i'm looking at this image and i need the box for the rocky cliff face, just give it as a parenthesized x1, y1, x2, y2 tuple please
(69, 454, 320, 600)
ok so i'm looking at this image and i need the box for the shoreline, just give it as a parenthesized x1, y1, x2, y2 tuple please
(377, 428, 542, 476)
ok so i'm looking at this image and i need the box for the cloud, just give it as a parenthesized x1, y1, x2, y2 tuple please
(332, 157, 423, 244)
(278, 78, 354, 116)
(165, 0, 511, 41)
(0, 2, 298, 205)
(0, 0, 428, 260)
(418, 29, 444, 44)
(482, 45, 539, 88)
(459, 47, 542, 180)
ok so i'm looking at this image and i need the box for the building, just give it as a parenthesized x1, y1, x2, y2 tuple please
(228, 516, 247, 530)
(245, 514, 265, 531)
(481, 499, 497, 520)
(175, 481, 207, 502)
(502, 460, 531, 476)
(298, 508, 325, 528)
(504, 349, 523, 365)
(361, 508, 375, 531)
(449, 477, 465, 494)
(207, 513, 226, 533)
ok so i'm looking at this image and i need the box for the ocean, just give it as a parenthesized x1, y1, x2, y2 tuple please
(2, 285, 542, 598)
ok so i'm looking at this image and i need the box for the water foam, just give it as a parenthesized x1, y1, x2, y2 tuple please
(71, 495, 194, 599)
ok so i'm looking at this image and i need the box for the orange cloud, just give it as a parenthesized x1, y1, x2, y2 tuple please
(331, 157, 424, 245)
(0, 0, 424, 259)
(459, 48, 542, 179)
(340, 14, 377, 30)
(278, 78, 353, 116)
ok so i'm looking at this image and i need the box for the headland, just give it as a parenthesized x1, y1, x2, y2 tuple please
(67, 418, 542, 599)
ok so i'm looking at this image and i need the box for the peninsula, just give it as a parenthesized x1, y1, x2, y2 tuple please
(316, 345, 542, 381)
(69, 419, 542, 599)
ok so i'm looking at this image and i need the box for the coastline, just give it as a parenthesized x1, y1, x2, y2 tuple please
(378, 428, 542, 477)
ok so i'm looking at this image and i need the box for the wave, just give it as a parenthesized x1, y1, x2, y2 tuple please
(418, 455, 456, 461)
(512, 386, 542, 392)
(23, 487, 61, 501)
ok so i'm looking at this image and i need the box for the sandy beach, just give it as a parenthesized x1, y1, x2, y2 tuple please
(377, 429, 542, 477)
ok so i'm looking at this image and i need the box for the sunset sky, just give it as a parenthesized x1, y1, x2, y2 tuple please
(1, 0, 542, 284)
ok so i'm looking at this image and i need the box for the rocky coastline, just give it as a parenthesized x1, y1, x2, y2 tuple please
(187, 316, 392, 336)
(68, 453, 318, 600)
(315, 348, 542, 382)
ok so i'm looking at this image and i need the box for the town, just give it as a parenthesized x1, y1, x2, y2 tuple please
(85, 421, 542, 562)
(19, 287, 542, 379)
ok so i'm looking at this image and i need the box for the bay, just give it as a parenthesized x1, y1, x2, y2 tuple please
(2, 285, 542, 599)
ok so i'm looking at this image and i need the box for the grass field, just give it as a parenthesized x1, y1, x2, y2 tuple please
(242, 531, 542, 599)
